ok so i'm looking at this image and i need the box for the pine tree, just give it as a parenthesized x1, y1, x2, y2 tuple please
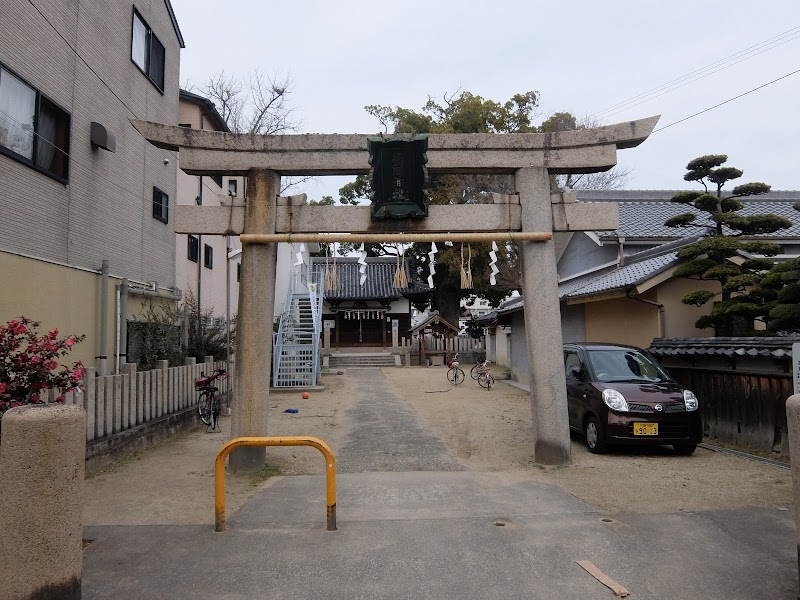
(666, 155, 792, 335)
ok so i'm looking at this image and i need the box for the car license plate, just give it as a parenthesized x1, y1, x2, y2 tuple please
(633, 422, 658, 436)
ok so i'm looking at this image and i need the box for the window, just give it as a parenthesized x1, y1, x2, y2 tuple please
(131, 9, 165, 92)
(210, 175, 223, 188)
(152, 187, 168, 223)
(0, 64, 70, 181)
(228, 179, 237, 196)
(187, 235, 199, 262)
(204, 244, 213, 269)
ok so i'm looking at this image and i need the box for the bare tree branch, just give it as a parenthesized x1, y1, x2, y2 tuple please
(203, 69, 299, 136)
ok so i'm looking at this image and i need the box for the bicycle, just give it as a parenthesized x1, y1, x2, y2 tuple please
(477, 364, 495, 390)
(196, 368, 229, 431)
(470, 358, 491, 380)
(446, 353, 465, 385)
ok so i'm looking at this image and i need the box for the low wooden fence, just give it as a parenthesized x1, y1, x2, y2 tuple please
(51, 357, 231, 443)
(667, 366, 793, 455)
(415, 335, 485, 366)
(423, 335, 485, 355)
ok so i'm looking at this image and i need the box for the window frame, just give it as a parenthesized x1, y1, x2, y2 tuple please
(204, 244, 213, 269)
(187, 235, 199, 262)
(131, 8, 166, 94)
(152, 186, 169, 224)
(0, 62, 71, 183)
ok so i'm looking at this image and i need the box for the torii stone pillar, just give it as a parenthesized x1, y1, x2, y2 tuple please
(229, 169, 278, 472)
(517, 167, 571, 464)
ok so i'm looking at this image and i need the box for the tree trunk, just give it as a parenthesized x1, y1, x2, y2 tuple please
(430, 279, 462, 329)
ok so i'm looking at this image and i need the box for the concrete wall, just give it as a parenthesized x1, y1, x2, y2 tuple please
(1, 250, 177, 370)
(560, 302, 586, 343)
(510, 312, 529, 382)
(658, 277, 719, 338)
(584, 294, 659, 347)
(494, 326, 512, 368)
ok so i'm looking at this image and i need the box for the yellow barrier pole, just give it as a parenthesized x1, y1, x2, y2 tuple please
(215, 436, 337, 532)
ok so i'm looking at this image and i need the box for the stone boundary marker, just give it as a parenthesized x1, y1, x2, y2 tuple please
(0, 404, 86, 600)
(786, 394, 800, 594)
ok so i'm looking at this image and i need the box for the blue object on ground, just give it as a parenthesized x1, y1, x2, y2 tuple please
(284, 408, 299, 414)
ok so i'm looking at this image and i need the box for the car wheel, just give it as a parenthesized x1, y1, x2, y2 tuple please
(673, 444, 697, 455)
(584, 416, 607, 454)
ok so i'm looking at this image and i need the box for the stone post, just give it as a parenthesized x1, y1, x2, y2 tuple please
(786, 394, 800, 592)
(515, 167, 571, 465)
(0, 405, 86, 600)
(323, 325, 331, 352)
(230, 168, 278, 472)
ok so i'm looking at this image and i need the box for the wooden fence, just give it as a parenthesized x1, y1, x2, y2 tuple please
(668, 367, 793, 455)
(51, 357, 232, 443)
(414, 335, 485, 366)
(423, 335, 484, 354)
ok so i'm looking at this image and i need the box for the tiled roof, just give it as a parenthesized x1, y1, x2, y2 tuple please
(648, 337, 799, 359)
(572, 190, 800, 240)
(310, 257, 430, 300)
(559, 252, 678, 300)
(408, 310, 460, 334)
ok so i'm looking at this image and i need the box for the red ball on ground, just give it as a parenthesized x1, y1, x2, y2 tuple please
(302, 392, 310, 399)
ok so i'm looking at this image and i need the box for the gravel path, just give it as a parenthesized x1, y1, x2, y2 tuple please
(336, 369, 464, 473)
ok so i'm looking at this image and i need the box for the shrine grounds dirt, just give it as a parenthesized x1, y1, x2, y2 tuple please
(83, 367, 793, 526)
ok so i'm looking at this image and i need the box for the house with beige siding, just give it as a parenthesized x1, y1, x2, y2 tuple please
(0, 0, 185, 373)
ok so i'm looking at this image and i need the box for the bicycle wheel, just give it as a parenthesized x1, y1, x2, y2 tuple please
(209, 395, 220, 431)
(470, 364, 480, 380)
(478, 373, 494, 389)
(198, 392, 212, 425)
(447, 367, 465, 385)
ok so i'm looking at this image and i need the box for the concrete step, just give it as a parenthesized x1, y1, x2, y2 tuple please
(328, 354, 397, 368)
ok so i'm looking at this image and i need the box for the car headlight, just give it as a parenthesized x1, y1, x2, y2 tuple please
(602, 388, 629, 412)
(683, 390, 699, 411)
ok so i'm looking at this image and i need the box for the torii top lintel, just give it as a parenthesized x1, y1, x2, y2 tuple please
(130, 116, 660, 177)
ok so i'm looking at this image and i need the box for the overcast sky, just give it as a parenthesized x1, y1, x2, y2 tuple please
(171, 0, 799, 201)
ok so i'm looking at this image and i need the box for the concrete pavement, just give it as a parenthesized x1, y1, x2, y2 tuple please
(81, 368, 798, 599)
(83, 470, 797, 599)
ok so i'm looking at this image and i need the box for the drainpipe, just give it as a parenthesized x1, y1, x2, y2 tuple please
(119, 279, 129, 367)
(196, 113, 205, 345)
(617, 237, 626, 267)
(114, 284, 121, 374)
(98, 259, 109, 376)
(197, 178, 203, 315)
(625, 290, 665, 338)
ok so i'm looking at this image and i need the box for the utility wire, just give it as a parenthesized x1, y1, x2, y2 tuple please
(652, 68, 800, 133)
(589, 26, 800, 122)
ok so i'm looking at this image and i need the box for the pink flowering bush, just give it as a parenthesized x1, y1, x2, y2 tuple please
(0, 316, 86, 413)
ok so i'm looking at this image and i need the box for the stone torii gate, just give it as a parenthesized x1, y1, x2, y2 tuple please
(133, 116, 659, 471)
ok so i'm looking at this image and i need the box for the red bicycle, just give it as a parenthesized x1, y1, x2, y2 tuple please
(195, 368, 228, 431)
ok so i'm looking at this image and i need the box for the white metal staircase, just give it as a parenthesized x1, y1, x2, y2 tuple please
(272, 274, 323, 388)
